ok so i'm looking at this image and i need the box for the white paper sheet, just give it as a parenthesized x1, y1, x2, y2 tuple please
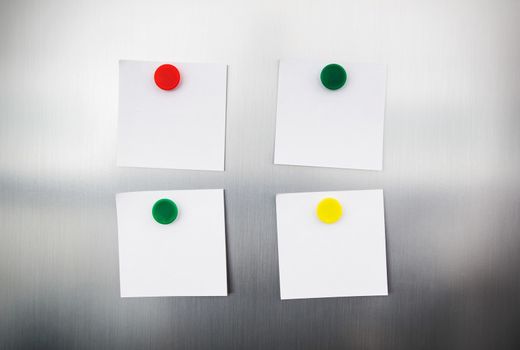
(116, 189, 228, 297)
(274, 61, 387, 170)
(276, 189, 388, 300)
(117, 60, 227, 171)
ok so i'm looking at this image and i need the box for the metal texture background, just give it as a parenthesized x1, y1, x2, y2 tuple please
(1, 0, 519, 349)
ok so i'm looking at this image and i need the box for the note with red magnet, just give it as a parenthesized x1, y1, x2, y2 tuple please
(117, 60, 227, 171)
(276, 189, 388, 300)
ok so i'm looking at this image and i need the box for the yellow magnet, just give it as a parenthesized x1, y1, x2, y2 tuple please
(316, 198, 343, 224)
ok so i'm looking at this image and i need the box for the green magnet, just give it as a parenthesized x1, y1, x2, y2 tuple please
(320, 63, 347, 90)
(152, 198, 178, 225)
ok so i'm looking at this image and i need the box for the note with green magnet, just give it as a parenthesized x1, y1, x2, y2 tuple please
(116, 189, 228, 297)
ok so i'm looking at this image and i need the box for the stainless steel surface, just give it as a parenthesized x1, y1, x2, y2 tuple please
(1, 0, 519, 349)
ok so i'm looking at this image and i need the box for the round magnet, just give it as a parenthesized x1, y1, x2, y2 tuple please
(320, 63, 347, 90)
(316, 197, 343, 224)
(152, 198, 178, 225)
(154, 64, 181, 90)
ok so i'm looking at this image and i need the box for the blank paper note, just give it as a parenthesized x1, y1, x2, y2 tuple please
(117, 60, 227, 171)
(276, 189, 388, 300)
(274, 61, 387, 170)
(116, 189, 228, 297)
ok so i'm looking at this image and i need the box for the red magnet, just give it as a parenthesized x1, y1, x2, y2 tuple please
(154, 64, 181, 90)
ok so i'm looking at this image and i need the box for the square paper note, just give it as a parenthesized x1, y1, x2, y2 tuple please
(116, 189, 227, 297)
(117, 60, 227, 170)
(276, 189, 388, 300)
(274, 61, 386, 170)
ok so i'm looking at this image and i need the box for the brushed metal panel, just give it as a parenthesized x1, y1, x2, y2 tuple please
(1, 0, 519, 349)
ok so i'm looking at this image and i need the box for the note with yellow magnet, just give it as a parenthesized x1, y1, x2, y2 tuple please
(276, 189, 388, 300)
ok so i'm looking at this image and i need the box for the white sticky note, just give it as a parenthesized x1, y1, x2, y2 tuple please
(274, 61, 387, 170)
(116, 189, 227, 297)
(117, 60, 227, 171)
(276, 189, 388, 300)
